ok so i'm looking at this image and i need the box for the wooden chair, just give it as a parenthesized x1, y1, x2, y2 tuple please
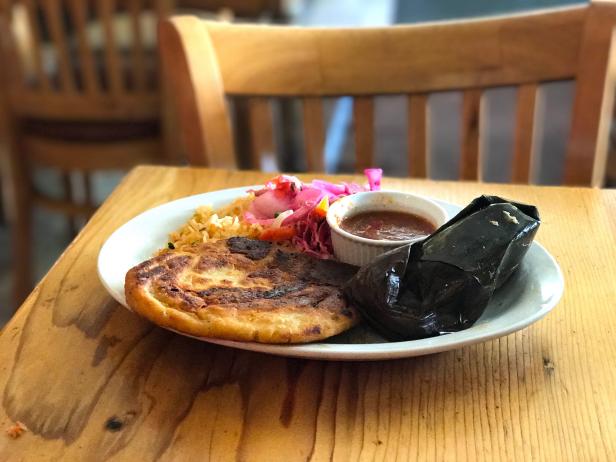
(177, 0, 286, 21)
(0, 0, 176, 306)
(160, 1, 616, 186)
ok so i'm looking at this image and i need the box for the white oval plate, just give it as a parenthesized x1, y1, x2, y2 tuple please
(98, 186, 564, 361)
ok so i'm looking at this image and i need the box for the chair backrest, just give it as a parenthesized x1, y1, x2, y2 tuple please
(0, 0, 175, 121)
(160, 2, 616, 186)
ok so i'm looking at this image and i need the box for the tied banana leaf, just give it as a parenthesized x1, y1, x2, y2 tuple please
(344, 196, 540, 341)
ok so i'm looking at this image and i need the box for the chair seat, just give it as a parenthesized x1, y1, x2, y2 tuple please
(23, 118, 160, 142)
(23, 134, 164, 171)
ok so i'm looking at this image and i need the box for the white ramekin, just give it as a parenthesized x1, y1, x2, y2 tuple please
(326, 191, 448, 267)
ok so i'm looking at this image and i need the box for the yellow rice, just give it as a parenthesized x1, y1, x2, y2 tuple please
(163, 194, 263, 253)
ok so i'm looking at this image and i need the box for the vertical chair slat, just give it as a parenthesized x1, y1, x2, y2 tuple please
(159, 17, 236, 166)
(67, 0, 99, 94)
(128, 0, 147, 91)
(302, 97, 325, 172)
(247, 97, 276, 170)
(152, 0, 174, 90)
(41, 0, 75, 92)
(460, 89, 482, 181)
(157, 0, 181, 160)
(155, 0, 174, 20)
(407, 94, 428, 178)
(0, 2, 25, 90)
(565, 1, 616, 186)
(96, 0, 124, 96)
(83, 171, 94, 217)
(60, 171, 77, 236)
(353, 96, 374, 172)
(512, 83, 537, 183)
(22, 0, 50, 91)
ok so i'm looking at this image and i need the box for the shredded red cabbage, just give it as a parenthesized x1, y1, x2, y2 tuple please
(292, 212, 334, 258)
(245, 169, 382, 258)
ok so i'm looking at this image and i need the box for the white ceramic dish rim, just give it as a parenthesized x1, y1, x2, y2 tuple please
(326, 190, 449, 247)
(97, 186, 564, 361)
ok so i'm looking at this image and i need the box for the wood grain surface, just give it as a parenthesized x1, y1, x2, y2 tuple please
(0, 166, 615, 461)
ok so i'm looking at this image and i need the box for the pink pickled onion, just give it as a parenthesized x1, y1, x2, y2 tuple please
(243, 212, 275, 226)
(252, 174, 302, 196)
(364, 168, 382, 191)
(245, 189, 294, 221)
(247, 168, 383, 257)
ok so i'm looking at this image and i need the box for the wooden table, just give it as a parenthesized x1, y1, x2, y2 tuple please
(1, 166, 615, 461)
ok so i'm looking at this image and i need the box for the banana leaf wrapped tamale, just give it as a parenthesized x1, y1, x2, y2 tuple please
(344, 196, 540, 341)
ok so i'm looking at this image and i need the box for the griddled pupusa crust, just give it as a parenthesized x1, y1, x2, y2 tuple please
(125, 237, 359, 343)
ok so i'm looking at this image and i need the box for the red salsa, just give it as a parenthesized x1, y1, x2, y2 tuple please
(340, 210, 436, 241)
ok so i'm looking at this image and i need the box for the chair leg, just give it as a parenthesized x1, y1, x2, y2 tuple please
(0, 177, 5, 225)
(61, 171, 78, 237)
(1, 103, 33, 308)
(0, 136, 33, 307)
(12, 188, 32, 308)
(5, 150, 34, 308)
(83, 171, 96, 223)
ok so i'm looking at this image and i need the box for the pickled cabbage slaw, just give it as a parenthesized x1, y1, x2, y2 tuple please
(245, 169, 382, 258)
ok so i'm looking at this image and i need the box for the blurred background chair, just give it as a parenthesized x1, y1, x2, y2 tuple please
(0, 0, 286, 308)
(0, 0, 178, 306)
(160, 3, 616, 187)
